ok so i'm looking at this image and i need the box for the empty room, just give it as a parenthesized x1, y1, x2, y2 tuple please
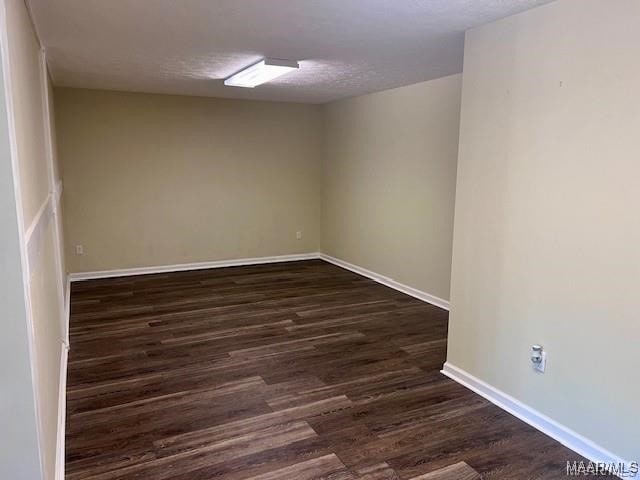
(0, 0, 638, 478)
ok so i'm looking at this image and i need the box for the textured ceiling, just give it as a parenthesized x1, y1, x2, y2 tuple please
(27, 0, 554, 103)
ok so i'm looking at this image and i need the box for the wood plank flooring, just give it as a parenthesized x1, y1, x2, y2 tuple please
(66, 259, 593, 479)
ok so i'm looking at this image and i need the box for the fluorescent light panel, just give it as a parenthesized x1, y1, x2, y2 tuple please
(224, 58, 299, 88)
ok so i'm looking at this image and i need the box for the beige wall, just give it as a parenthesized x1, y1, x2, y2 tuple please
(448, 0, 639, 461)
(0, 15, 42, 479)
(46, 70, 67, 301)
(322, 74, 462, 301)
(27, 221, 63, 480)
(2, 0, 66, 478)
(55, 89, 323, 273)
(6, 0, 48, 226)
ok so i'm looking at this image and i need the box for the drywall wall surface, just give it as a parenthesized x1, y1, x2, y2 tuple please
(2, 0, 67, 477)
(322, 74, 462, 301)
(0, 8, 42, 475)
(4, 0, 48, 226)
(448, 0, 640, 461)
(55, 88, 323, 272)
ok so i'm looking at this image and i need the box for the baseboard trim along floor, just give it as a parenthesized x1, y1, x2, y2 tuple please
(67, 253, 451, 313)
(319, 254, 450, 311)
(68, 252, 321, 281)
(441, 362, 631, 478)
(55, 342, 68, 480)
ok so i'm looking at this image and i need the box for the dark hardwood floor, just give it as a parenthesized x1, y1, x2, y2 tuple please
(66, 259, 591, 479)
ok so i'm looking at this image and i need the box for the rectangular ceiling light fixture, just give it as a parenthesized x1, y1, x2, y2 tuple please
(224, 58, 299, 88)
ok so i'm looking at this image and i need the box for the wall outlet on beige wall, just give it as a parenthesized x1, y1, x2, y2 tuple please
(296, 231, 302, 240)
(531, 345, 546, 373)
(75, 244, 84, 255)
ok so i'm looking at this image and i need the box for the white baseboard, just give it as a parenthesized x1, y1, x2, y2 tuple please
(441, 362, 632, 477)
(319, 254, 449, 311)
(68, 252, 321, 282)
(64, 276, 70, 347)
(68, 253, 451, 315)
(55, 342, 68, 480)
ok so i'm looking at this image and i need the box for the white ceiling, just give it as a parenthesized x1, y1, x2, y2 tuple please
(28, 0, 554, 104)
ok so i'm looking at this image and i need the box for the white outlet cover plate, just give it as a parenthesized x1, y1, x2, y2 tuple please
(533, 351, 547, 373)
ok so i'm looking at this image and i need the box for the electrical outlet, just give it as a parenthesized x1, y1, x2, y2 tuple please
(531, 345, 547, 373)
(534, 351, 547, 373)
(75, 244, 84, 255)
(296, 231, 302, 240)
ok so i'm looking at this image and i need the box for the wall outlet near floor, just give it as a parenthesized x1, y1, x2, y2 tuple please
(296, 231, 302, 240)
(75, 244, 84, 255)
(531, 345, 546, 373)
